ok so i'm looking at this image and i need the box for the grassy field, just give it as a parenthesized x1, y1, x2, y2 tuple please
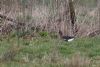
(0, 36, 100, 67)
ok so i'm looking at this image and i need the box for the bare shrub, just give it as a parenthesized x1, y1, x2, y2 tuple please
(75, 5, 99, 37)
(0, 0, 76, 37)
(0, 0, 99, 37)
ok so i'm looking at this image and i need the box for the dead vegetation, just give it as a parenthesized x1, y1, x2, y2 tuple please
(0, 0, 76, 37)
(0, 0, 100, 38)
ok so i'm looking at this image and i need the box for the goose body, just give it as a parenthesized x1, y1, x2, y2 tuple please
(62, 36, 74, 42)
(59, 31, 74, 42)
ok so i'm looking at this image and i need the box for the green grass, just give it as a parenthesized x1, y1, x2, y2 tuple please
(0, 37, 100, 67)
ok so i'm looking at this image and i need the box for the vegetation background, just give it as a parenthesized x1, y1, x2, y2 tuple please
(0, 0, 100, 67)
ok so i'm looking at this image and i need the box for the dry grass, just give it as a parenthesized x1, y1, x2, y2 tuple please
(28, 52, 92, 67)
(65, 53, 91, 67)
(1, 45, 23, 62)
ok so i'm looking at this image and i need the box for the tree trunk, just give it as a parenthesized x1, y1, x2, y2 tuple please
(97, 0, 100, 30)
(68, 0, 76, 36)
(59, 0, 76, 36)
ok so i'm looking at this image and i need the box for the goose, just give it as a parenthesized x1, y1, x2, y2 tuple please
(59, 31, 74, 42)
